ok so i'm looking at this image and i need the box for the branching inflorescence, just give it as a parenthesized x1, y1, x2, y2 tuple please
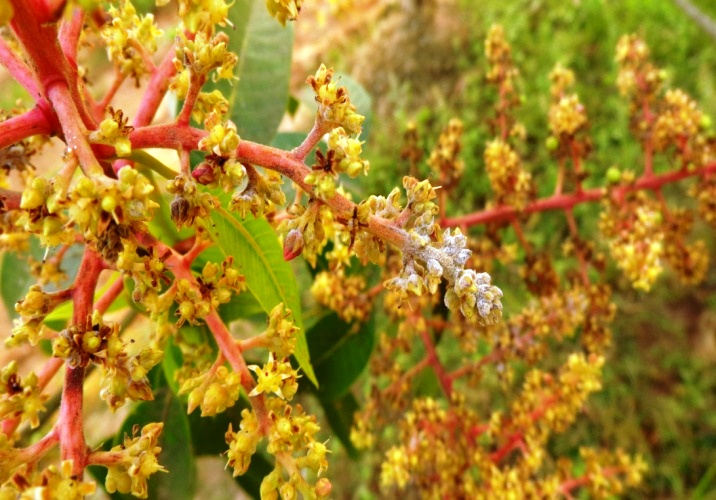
(0, 1, 712, 498)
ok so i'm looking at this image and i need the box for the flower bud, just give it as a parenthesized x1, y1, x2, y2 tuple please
(283, 229, 304, 261)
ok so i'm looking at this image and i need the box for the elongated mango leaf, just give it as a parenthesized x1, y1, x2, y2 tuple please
(317, 391, 360, 459)
(307, 312, 374, 400)
(207, 0, 293, 145)
(207, 208, 316, 385)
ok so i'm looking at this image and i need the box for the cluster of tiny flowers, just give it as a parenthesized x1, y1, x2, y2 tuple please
(102, 1, 163, 81)
(0, 460, 96, 499)
(231, 164, 286, 219)
(171, 0, 232, 32)
(227, 365, 330, 497)
(497, 286, 589, 365)
(692, 176, 716, 228)
(484, 24, 519, 93)
(307, 64, 365, 136)
(52, 310, 162, 409)
(258, 399, 332, 499)
(15, 176, 73, 248)
(248, 352, 300, 399)
(304, 127, 369, 199)
(261, 303, 300, 358)
(180, 364, 241, 416)
(600, 193, 664, 291)
(484, 139, 535, 210)
(379, 397, 483, 497)
(9, 285, 66, 347)
(549, 63, 575, 99)
(198, 112, 241, 157)
(67, 167, 157, 263)
(653, 89, 713, 165)
(662, 209, 709, 285)
(427, 118, 464, 190)
(278, 202, 331, 267)
(265, 0, 302, 26)
(105, 423, 167, 499)
(523, 250, 562, 295)
(578, 447, 648, 497)
(175, 258, 245, 326)
(311, 269, 371, 323)
(548, 94, 588, 137)
(167, 173, 215, 228)
(615, 34, 663, 100)
(0, 361, 48, 429)
(192, 153, 246, 193)
(89, 107, 134, 157)
(174, 30, 237, 83)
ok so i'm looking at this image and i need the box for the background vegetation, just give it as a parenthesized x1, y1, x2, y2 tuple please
(298, 0, 716, 497)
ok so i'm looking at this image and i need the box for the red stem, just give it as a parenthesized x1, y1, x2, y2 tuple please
(58, 7, 84, 69)
(57, 248, 104, 474)
(0, 36, 41, 101)
(444, 161, 716, 227)
(14, 427, 59, 465)
(10, 0, 94, 128)
(0, 106, 53, 149)
(291, 118, 332, 161)
(419, 327, 452, 398)
(58, 364, 87, 474)
(557, 466, 625, 496)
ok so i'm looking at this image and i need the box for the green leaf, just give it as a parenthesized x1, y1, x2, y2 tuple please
(44, 273, 129, 330)
(111, 387, 195, 500)
(306, 312, 374, 400)
(218, 288, 266, 322)
(317, 391, 360, 459)
(207, 208, 316, 385)
(0, 238, 82, 320)
(161, 337, 184, 395)
(0, 250, 32, 320)
(210, 0, 294, 145)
